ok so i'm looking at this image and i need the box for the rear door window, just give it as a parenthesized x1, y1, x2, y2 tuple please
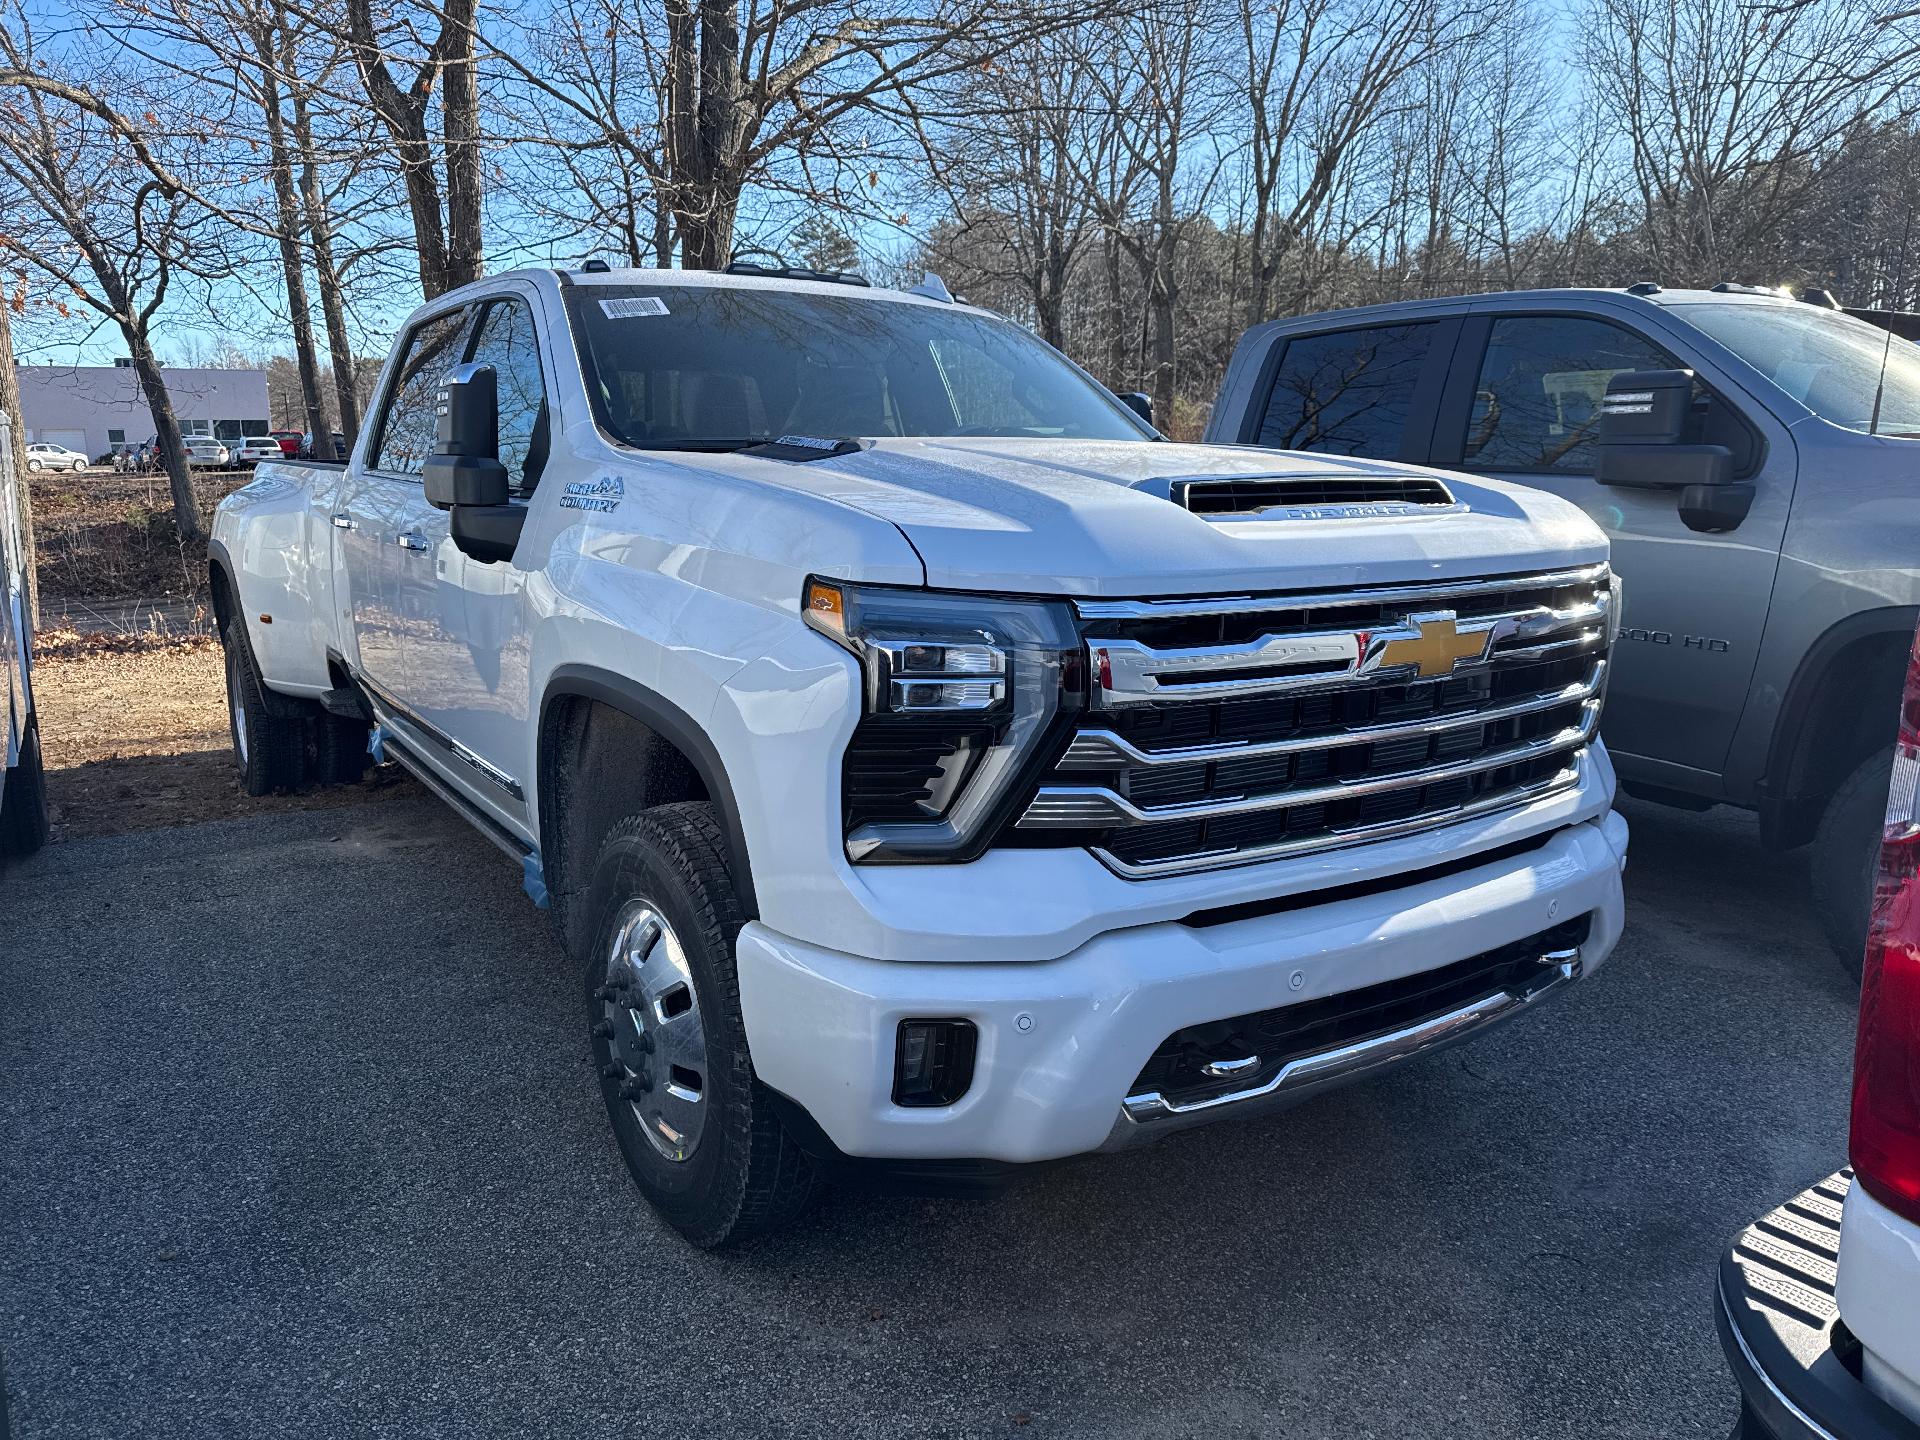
(1255, 323, 1435, 458)
(1459, 316, 1674, 473)
(370, 308, 473, 477)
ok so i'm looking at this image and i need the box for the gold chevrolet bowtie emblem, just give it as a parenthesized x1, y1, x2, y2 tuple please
(1374, 613, 1492, 678)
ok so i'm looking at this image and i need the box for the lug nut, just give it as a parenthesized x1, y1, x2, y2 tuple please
(601, 1062, 624, 1079)
(591, 1019, 613, 1038)
(620, 1075, 651, 1099)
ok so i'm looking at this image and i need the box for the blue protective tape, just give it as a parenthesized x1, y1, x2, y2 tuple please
(367, 724, 390, 763)
(521, 853, 550, 909)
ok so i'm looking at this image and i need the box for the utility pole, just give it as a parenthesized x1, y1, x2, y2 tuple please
(0, 296, 38, 628)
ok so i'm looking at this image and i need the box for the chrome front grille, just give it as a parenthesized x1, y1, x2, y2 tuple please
(1016, 564, 1612, 877)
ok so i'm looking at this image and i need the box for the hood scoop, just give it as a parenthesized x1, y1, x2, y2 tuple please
(1168, 472, 1456, 519)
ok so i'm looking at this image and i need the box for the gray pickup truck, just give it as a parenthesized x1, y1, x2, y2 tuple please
(1209, 285, 1920, 965)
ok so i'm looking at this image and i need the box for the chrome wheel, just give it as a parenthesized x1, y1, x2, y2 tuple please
(598, 900, 707, 1163)
(230, 679, 249, 767)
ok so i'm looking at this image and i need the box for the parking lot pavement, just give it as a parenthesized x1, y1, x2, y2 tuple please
(0, 788, 1861, 1439)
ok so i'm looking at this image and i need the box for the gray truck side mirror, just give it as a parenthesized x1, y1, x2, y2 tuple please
(1594, 369, 1751, 533)
(424, 363, 509, 511)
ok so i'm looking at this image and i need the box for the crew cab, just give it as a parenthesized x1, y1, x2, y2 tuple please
(1717, 621, 1920, 1440)
(1210, 286, 1920, 967)
(210, 265, 1631, 1246)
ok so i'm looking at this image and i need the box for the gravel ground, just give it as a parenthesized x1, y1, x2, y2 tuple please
(0, 788, 1861, 1439)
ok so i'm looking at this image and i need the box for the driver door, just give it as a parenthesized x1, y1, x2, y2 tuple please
(1431, 305, 1795, 778)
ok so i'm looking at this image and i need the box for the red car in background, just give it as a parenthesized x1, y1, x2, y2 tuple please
(269, 431, 304, 458)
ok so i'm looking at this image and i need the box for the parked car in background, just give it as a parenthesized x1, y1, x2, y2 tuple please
(2, 419, 49, 863)
(23, 442, 86, 473)
(184, 438, 231, 468)
(211, 263, 1631, 1246)
(300, 430, 347, 460)
(269, 430, 304, 457)
(235, 437, 284, 466)
(1715, 620, 1920, 1440)
(1211, 284, 1920, 967)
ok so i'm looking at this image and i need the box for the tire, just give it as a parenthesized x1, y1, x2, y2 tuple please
(24, 459, 40, 473)
(222, 620, 308, 795)
(1811, 746, 1893, 978)
(313, 712, 370, 785)
(582, 801, 816, 1247)
(1, 713, 51, 858)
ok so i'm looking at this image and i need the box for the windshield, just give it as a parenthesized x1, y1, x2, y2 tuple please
(1678, 302, 1920, 437)
(565, 284, 1151, 449)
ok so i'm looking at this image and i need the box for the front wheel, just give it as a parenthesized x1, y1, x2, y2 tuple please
(1811, 747, 1893, 978)
(581, 802, 816, 1248)
(1, 713, 51, 858)
(24, 459, 40, 473)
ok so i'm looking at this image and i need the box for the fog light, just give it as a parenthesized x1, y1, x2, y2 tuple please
(892, 1019, 978, 1107)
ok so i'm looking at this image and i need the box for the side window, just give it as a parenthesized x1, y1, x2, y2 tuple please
(1461, 316, 1673, 473)
(1256, 323, 1434, 457)
(465, 299, 550, 492)
(371, 308, 472, 477)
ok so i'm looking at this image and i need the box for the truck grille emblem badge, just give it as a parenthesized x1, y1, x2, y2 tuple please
(1373, 611, 1495, 678)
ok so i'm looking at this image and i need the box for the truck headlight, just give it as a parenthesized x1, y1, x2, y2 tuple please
(804, 578, 1084, 862)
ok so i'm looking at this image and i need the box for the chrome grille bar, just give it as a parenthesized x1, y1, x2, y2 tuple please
(1020, 701, 1598, 830)
(1073, 563, 1609, 622)
(1057, 661, 1605, 771)
(1092, 594, 1608, 708)
(1093, 764, 1585, 878)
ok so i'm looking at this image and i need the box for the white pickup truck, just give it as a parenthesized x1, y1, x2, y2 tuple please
(211, 264, 1630, 1246)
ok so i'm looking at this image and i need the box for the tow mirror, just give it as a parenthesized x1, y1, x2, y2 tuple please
(1594, 369, 1751, 533)
(423, 363, 509, 510)
(1117, 391, 1153, 427)
(423, 363, 525, 564)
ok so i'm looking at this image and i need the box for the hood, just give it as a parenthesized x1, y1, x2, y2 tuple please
(684, 437, 1607, 596)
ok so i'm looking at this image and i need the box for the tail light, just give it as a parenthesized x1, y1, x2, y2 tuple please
(1849, 623, 1920, 1225)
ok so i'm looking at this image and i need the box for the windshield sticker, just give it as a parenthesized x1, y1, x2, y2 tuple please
(599, 296, 669, 319)
(560, 475, 625, 513)
(774, 434, 841, 451)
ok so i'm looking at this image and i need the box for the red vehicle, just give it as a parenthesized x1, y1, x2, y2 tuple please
(269, 430, 304, 457)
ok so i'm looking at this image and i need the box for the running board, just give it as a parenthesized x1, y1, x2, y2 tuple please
(378, 731, 532, 862)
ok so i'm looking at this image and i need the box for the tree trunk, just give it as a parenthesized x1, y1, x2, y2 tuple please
(440, 0, 484, 290)
(0, 298, 38, 627)
(254, 33, 327, 446)
(126, 334, 201, 543)
(287, 62, 362, 443)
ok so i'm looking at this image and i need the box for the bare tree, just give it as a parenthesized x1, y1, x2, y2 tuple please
(0, 13, 224, 541)
(344, 0, 484, 297)
(1583, 0, 1910, 284)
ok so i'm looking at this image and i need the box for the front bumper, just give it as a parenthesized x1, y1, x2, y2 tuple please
(1716, 1170, 1920, 1440)
(735, 810, 1627, 1165)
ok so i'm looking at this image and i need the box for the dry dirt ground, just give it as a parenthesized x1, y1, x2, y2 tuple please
(31, 630, 400, 840)
(27, 465, 250, 607)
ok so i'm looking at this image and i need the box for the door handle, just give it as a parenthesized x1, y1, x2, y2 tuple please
(330, 513, 355, 530)
(395, 532, 430, 552)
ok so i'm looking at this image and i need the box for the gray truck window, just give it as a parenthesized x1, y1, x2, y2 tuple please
(565, 286, 1148, 448)
(466, 298, 548, 491)
(1461, 316, 1673, 473)
(1679, 303, 1920, 437)
(371, 308, 472, 476)
(1256, 324, 1431, 457)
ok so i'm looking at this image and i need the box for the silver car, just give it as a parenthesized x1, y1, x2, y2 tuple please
(23, 442, 86, 473)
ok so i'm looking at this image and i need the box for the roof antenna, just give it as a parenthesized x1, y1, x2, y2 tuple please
(907, 272, 955, 304)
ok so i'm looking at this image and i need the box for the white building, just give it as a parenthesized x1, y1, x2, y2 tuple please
(15, 362, 271, 460)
